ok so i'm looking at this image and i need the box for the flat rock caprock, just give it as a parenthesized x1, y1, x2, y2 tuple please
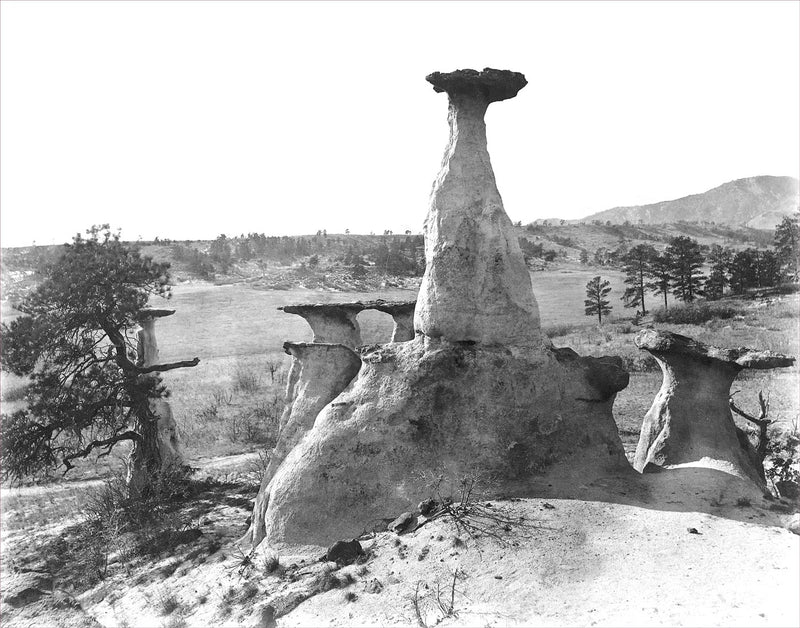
(633, 329, 795, 486)
(279, 303, 366, 348)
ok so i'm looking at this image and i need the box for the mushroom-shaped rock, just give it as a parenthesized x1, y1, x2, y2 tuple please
(633, 329, 795, 485)
(243, 71, 631, 549)
(414, 68, 544, 348)
(132, 309, 183, 478)
(369, 300, 417, 342)
(246, 341, 362, 548)
(279, 303, 366, 348)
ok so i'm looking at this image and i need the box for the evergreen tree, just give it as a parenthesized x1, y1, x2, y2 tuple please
(666, 236, 705, 302)
(0, 226, 199, 493)
(620, 244, 656, 315)
(584, 276, 613, 324)
(647, 252, 673, 309)
(704, 244, 732, 300)
(774, 212, 800, 282)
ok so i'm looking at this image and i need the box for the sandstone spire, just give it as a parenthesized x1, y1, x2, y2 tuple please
(414, 68, 542, 347)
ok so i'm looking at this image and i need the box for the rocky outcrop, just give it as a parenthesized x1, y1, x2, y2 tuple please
(243, 69, 631, 549)
(249, 341, 362, 547)
(249, 337, 629, 546)
(414, 69, 543, 347)
(134, 309, 183, 468)
(279, 303, 366, 348)
(633, 330, 795, 485)
(370, 300, 416, 342)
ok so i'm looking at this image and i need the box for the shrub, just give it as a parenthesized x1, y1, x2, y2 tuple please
(233, 367, 261, 394)
(542, 322, 578, 338)
(652, 302, 739, 325)
(765, 423, 800, 499)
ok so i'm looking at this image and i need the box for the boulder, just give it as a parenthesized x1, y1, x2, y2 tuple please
(245, 342, 361, 547)
(325, 539, 364, 565)
(633, 329, 795, 486)
(279, 303, 366, 348)
(414, 68, 543, 347)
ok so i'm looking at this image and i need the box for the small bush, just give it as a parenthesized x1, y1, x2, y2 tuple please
(157, 590, 181, 616)
(233, 367, 261, 394)
(262, 553, 281, 574)
(542, 322, 578, 338)
(652, 302, 739, 325)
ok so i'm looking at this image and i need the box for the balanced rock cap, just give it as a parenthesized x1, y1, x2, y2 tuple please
(426, 68, 527, 102)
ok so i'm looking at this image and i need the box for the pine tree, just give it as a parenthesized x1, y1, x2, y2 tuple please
(666, 236, 705, 303)
(774, 212, 800, 282)
(647, 252, 673, 310)
(704, 244, 732, 301)
(620, 244, 656, 315)
(584, 276, 613, 324)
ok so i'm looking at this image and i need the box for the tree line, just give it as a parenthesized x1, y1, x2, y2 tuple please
(170, 232, 426, 279)
(619, 214, 798, 316)
(584, 213, 799, 323)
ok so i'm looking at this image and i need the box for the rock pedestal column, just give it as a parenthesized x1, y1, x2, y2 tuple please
(249, 341, 362, 548)
(414, 69, 543, 347)
(128, 309, 184, 491)
(633, 330, 795, 486)
(371, 301, 416, 342)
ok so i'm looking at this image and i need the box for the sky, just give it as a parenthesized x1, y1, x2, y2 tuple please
(1, 0, 798, 247)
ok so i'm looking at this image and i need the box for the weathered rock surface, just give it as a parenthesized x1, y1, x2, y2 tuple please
(251, 337, 629, 547)
(370, 300, 416, 342)
(279, 303, 366, 348)
(244, 69, 632, 549)
(129, 309, 183, 490)
(247, 341, 362, 547)
(414, 68, 543, 347)
(325, 539, 364, 565)
(633, 329, 795, 485)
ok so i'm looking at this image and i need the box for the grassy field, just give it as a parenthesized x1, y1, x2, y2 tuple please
(1, 271, 798, 475)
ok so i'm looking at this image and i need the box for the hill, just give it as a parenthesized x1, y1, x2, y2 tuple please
(582, 176, 799, 228)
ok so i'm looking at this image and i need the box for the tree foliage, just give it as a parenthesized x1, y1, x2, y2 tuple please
(584, 276, 613, 324)
(0, 226, 198, 488)
(665, 236, 705, 303)
(620, 244, 657, 314)
(774, 212, 800, 282)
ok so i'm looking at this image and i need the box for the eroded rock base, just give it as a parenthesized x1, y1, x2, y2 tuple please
(252, 336, 629, 547)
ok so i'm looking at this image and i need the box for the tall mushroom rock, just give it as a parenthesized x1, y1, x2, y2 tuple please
(245, 69, 630, 549)
(414, 69, 543, 347)
(633, 329, 795, 486)
(133, 309, 183, 471)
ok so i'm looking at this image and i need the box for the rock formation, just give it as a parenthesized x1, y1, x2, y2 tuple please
(279, 303, 366, 348)
(633, 329, 795, 485)
(134, 309, 183, 468)
(242, 69, 631, 549)
(414, 69, 543, 347)
(370, 300, 416, 342)
(249, 341, 362, 544)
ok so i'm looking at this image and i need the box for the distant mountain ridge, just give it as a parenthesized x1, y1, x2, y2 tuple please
(583, 176, 799, 229)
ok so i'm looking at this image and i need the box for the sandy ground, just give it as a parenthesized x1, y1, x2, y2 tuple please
(50, 467, 798, 628)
